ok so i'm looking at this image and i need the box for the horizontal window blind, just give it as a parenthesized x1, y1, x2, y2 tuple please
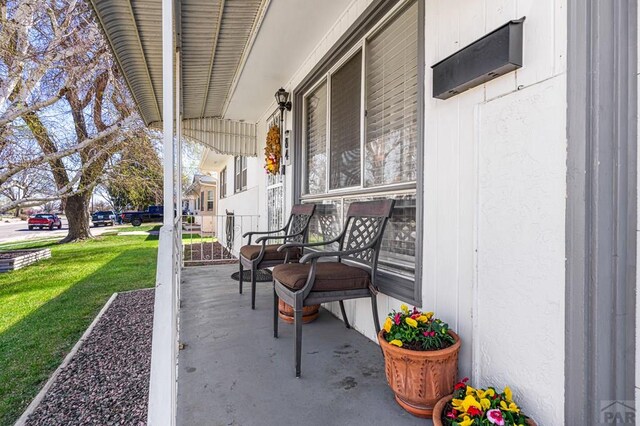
(365, 1, 418, 187)
(305, 81, 327, 195)
(330, 51, 362, 189)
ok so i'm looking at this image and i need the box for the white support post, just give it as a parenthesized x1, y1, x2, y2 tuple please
(175, 49, 182, 237)
(147, 0, 176, 424)
(175, 49, 183, 299)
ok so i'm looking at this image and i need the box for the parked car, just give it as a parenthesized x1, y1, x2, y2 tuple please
(121, 205, 164, 227)
(92, 210, 116, 227)
(28, 214, 62, 230)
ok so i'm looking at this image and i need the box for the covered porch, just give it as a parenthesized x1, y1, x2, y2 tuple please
(88, 0, 639, 424)
(177, 265, 424, 425)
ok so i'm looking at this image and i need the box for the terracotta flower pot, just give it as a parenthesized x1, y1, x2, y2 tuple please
(278, 300, 320, 324)
(432, 394, 538, 426)
(378, 330, 461, 419)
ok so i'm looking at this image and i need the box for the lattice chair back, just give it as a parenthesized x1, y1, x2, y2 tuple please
(284, 204, 316, 244)
(339, 199, 395, 269)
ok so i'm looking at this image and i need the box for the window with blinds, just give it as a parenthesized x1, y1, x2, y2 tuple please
(365, 1, 418, 187)
(234, 156, 247, 193)
(330, 51, 362, 189)
(305, 81, 327, 195)
(298, 0, 422, 303)
(220, 167, 227, 199)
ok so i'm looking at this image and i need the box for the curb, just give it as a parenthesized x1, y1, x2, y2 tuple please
(14, 292, 120, 426)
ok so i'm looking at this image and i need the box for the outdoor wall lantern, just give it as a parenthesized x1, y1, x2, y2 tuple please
(275, 88, 292, 114)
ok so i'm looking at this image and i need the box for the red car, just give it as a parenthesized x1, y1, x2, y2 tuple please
(28, 214, 62, 230)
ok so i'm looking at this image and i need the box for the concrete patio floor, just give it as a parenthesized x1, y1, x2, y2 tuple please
(177, 265, 431, 426)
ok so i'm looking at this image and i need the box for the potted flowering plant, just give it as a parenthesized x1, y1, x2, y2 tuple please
(377, 305, 461, 418)
(432, 378, 536, 426)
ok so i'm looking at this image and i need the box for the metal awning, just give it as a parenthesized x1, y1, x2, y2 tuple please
(181, 117, 256, 156)
(89, 0, 267, 156)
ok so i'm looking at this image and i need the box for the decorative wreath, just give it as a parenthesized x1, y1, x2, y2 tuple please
(264, 124, 281, 175)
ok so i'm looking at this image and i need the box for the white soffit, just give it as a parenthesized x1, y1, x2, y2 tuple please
(89, 0, 163, 125)
(223, 0, 353, 122)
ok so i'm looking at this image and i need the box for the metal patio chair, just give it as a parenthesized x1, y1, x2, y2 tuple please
(272, 199, 395, 377)
(239, 204, 316, 309)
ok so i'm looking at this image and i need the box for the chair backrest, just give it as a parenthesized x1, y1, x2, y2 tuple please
(339, 199, 395, 269)
(284, 204, 316, 243)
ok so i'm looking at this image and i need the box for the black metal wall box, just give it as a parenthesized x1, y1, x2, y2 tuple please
(432, 17, 525, 100)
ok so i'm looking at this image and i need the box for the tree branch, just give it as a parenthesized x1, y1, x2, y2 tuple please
(0, 114, 137, 185)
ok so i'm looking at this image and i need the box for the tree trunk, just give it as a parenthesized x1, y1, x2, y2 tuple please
(61, 193, 93, 243)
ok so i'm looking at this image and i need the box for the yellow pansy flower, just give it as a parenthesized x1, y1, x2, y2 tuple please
(383, 317, 393, 333)
(504, 386, 513, 402)
(400, 304, 409, 313)
(477, 388, 495, 399)
(425, 311, 434, 320)
(458, 416, 474, 426)
(466, 386, 476, 396)
(452, 395, 482, 413)
(389, 339, 403, 347)
(500, 400, 520, 413)
(480, 398, 491, 410)
(417, 315, 428, 323)
(405, 317, 418, 328)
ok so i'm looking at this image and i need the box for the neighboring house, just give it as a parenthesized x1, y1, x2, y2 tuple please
(89, 1, 638, 425)
(183, 174, 217, 233)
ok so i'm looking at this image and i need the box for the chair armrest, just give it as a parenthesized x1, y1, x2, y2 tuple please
(277, 238, 341, 252)
(242, 228, 285, 239)
(299, 245, 373, 263)
(255, 234, 301, 244)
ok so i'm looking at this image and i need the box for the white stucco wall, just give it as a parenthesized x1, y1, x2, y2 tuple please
(476, 76, 566, 425)
(229, 0, 568, 423)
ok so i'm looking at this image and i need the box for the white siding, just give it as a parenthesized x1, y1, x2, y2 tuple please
(422, 2, 567, 425)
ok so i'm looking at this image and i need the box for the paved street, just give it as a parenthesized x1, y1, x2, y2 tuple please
(0, 218, 128, 245)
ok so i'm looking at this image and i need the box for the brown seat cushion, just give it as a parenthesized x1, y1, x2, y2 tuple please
(273, 262, 370, 292)
(240, 244, 300, 261)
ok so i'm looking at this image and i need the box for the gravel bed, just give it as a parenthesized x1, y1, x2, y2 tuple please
(183, 241, 236, 266)
(25, 289, 155, 426)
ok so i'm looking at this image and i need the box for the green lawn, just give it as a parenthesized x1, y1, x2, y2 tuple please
(0, 234, 158, 425)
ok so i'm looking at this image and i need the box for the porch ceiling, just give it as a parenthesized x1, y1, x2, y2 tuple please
(89, 0, 268, 126)
(90, 0, 352, 125)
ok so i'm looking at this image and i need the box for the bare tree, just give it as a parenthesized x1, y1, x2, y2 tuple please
(103, 132, 163, 211)
(0, 0, 142, 242)
(0, 169, 51, 216)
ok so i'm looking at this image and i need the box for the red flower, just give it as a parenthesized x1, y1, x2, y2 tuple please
(446, 409, 458, 419)
(411, 313, 420, 319)
(454, 377, 470, 390)
(394, 313, 401, 325)
(467, 406, 483, 417)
